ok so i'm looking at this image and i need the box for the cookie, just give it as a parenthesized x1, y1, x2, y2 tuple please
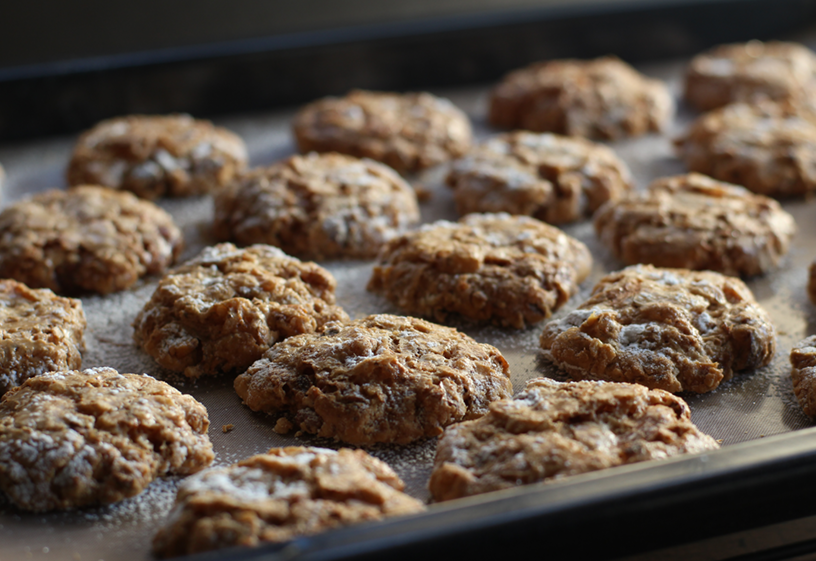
(429, 378, 719, 502)
(133, 243, 349, 379)
(809, 261, 816, 305)
(213, 152, 420, 260)
(234, 314, 513, 446)
(152, 446, 424, 557)
(676, 100, 816, 197)
(790, 336, 816, 418)
(367, 213, 592, 328)
(684, 41, 816, 111)
(0, 279, 86, 396)
(292, 90, 472, 174)
(594, 173, 796, 277)
(67, 114, 247, 200)
(446, 131, 632, 224)
(0, 368, 213, 512)
(539, 264, 776, 393)
(0, 185, 183, 295)
(489, 56, 673, 139)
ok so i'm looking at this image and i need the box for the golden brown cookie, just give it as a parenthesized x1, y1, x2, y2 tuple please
(367, 213, 592, 328)
(213, 152, 420, 260)
(489, 56, 673, 139)
(429, 378, 719, 502)
(594, 173, 796, 277)
(292, 90, 472, 174)
(0, 279, 86, 396)
(133, 243, 348, 379)
(152, 446, 425, 558)
(446, 131, 632, 224)
(539, 265, 776, 393)
(234, 314, 513, 446)
(67, 114, 248, 200)
(0, 185, 183, 295)
(0, 368, 213, 512)
(790, 336, 816, 418)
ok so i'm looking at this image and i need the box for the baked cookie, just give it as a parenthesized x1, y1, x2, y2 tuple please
(367, 213, 592, 328)
(234, 314, 513, 446)
(594, 173, 796, 277)
(539, 265, 776, 393)
(213, 152, 420, 260)
(684, 41, 816, 111)
(790, 336, 816, 418)
(809, 261, 816, 305)
(676, 100, 816, 197)
(446, 131, 632, 224)
(292, 90, 472, 174)
(0, 368, 213, 512)
(0, 185, 183, 295)
(429, 378, 719, 502)
(152, 446, 425, 557)
(0, 279, 86, 396)
(133, 243, 349, 379)
(489, 56, 673, 140)
(67, 114, 248, 200)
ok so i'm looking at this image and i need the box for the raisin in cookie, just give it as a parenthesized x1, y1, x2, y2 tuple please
(0, 185, 183, 295)
(153, 446, 425, 557)
(594, 173, 796, 277)
(67, 114, 248, 200)
(540, 265, 776, 393)
(367, 213, 592, 328)
(446, 131, 632, 224)
(0, 279, 86, 396)
(234, 314, 512, 446)
(213, 152, 420, 260)
(489, 56, 673, 140)
(685, 41, 816, 111)
(133, 243, 348, 379)
(292, 90, 472, 174)
(790, 336, 816, 418)
(429, 378, 719, 501)
(0, 368, 213, 512)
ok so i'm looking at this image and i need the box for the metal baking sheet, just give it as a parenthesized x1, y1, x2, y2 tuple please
(1, 54, 816, 561)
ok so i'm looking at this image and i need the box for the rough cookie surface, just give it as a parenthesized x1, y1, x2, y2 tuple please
(489, 57, 673, 140)
(0, 185, 183, 295)
(539, 265, 776, 393)
(213, 152, 420, 260)
(292, 90, 472, 174)
(676, 100, 816, 197)
(446, 131, 632, 224)
(367, 213, 592, 328)
(429, 378, 719, 501)
(0, 279, 86, 396)
(234, 314, 513, 445)
(594, 173, 796, 277)
(152, 446, 425, 557)
(685, 41, 816, 111)
(67, 114, 248, 199)
(0, 368, 213, 512)
(790, 336, 816, 418)
(133, 243, 348, 379)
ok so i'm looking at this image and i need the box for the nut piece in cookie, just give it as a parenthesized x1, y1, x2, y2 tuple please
(594, 173, 796, 277)
(368, 213, 592, 328)
(152, 446, 424, 557)
(429, 378, 719, 502)
(67, 114, 248, 200)
(133, 243, 349, 379)
(446, 131, 632, 224)
(684, 41, 816, 111)
(0, 279, 86, 396)
(292, 90, 472, 174)
(540, 265, 776, 393)
(0, 185, 183, 295)
(234, 314, 513, 446)
(0, 368, 213, 512)
(489, 56, 673, 139)
(676, 100, 816, 197)
(213, 152, 420, 260)
(790, 336, 816, 418)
